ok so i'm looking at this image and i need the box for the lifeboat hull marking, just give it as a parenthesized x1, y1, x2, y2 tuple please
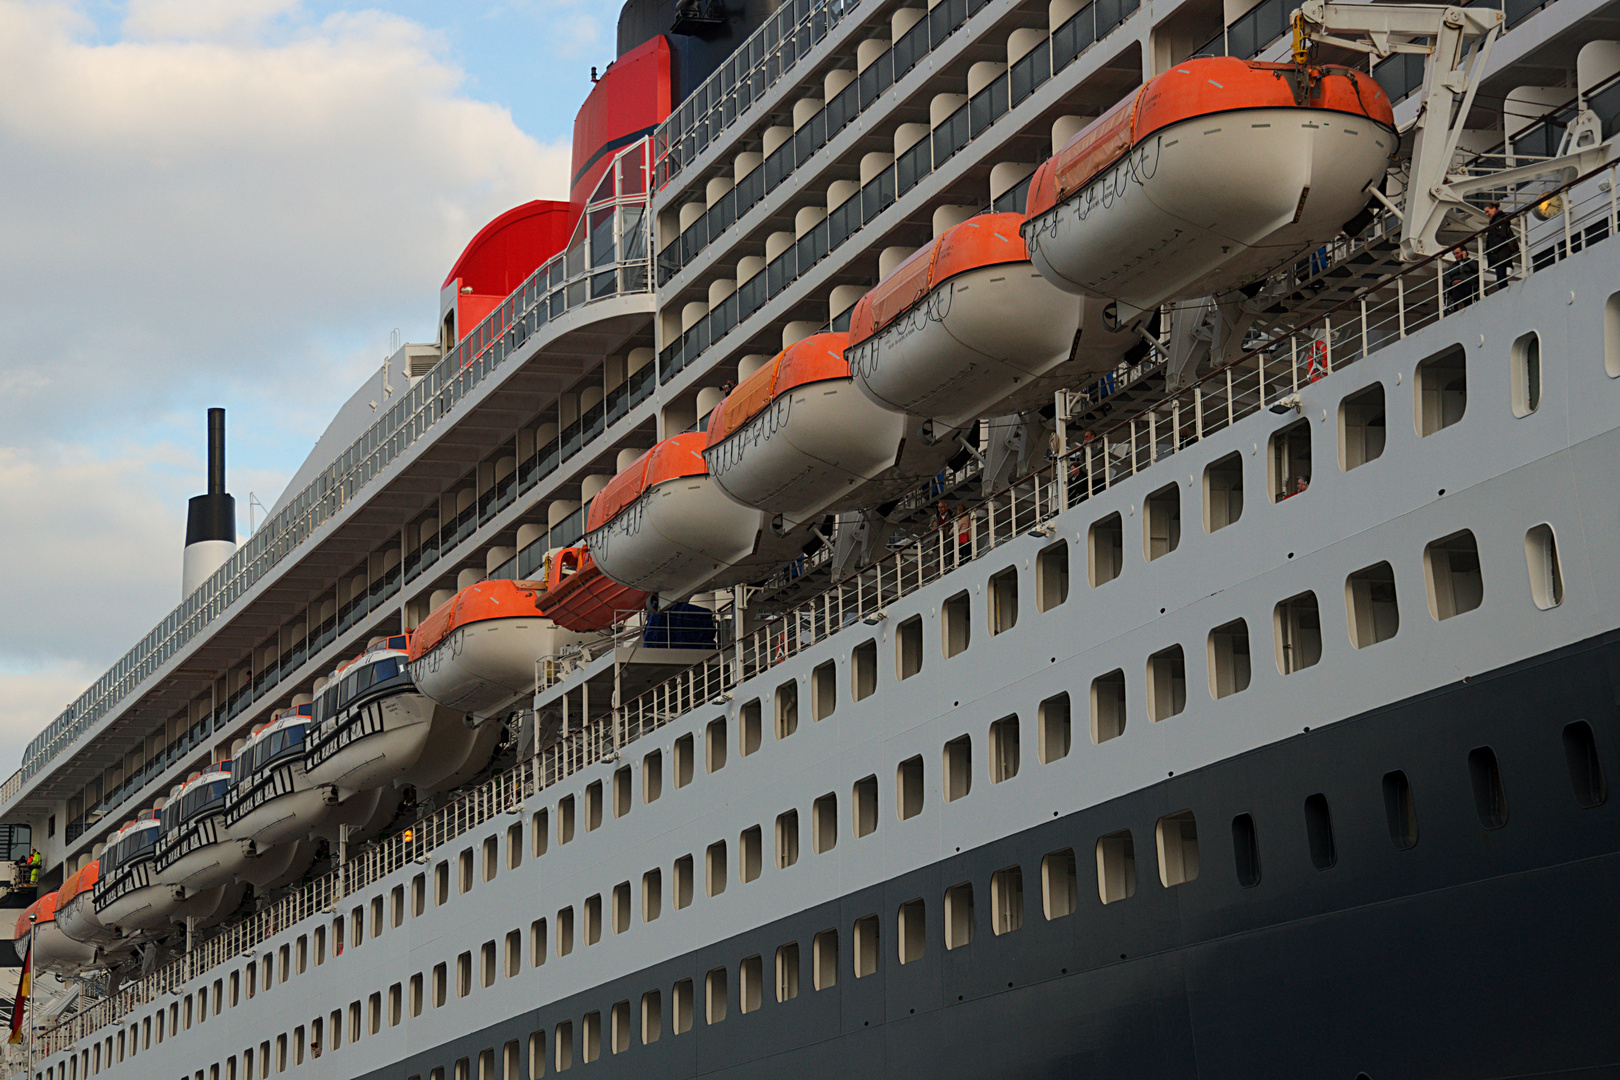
(705, 380, 908, 525)
(304, 691, 437, 793)
(154, 835, 251, 894)
(849, 266, 1082, 425)
(590, 479, 767, 600)
(1025, 109, 1392, 314)
(56, 894, 122, 949)
(411, 617, 571, 718)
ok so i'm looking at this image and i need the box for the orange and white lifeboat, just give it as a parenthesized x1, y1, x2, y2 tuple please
(1023, 57, 1396, 322)
(703, 332, 920, 528)
(409, 580, 583, 717)
(846, 212, 1086, 427)
(55, 861, 127, 959)
(587, 434, 795, 603)
(537, 546, 651, 632)
(20, 892, 97, 975)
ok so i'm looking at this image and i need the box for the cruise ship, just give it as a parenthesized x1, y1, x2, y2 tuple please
(4, 0, 1620, 1075)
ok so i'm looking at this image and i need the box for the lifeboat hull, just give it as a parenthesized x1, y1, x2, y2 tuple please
(33, 921, 98, 974)
(705, 380, 908, 527)
(56, 894, 121, 951)
(1026, 106, 1393, 317)
(226, 781, 332, 849)
(96, 878, 241, 934)
(155, 837, 251, 894)
(590, 479, 770, 600)
(411, 617, 570, 718)
(849, 264, 1082, 425)
(304, 690, 440, 796)
(404, 708, 503, 794)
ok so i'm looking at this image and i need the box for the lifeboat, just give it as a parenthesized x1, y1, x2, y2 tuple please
(92, 813, 240, 935)
(19, 893, 97, 975)
(1022, 56, 1396, 322)
(304, 635, 499, 798)
(537, 546, 651, 632)
(54, 861, 134, 963)
(845, 212, 1089, 427)
(704, 332, 951, 528)
(409, 580, 586, 717)
(152, 765, 250, 894)
(224, 706, 384, 855)
(586, 434, 800, 603)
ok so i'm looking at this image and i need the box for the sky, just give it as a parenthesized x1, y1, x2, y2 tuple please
(0, 0, 617, 774)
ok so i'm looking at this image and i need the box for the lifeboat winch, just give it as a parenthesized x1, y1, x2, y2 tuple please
(409, 579, 583, 717)
(1022, 56, 1396, 323)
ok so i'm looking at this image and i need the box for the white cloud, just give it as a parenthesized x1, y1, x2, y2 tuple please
(123, 0, 303, 41)
(0, 661, 102, 787)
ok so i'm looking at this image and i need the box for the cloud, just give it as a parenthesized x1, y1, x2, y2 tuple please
(123, 0, 304, 41)
(0, 661, 102, 788)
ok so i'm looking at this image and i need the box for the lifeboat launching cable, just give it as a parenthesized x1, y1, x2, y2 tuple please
(1022, 56, 1396, 325)
(586, 434, 801, 604)
(409, 580, 584, 717)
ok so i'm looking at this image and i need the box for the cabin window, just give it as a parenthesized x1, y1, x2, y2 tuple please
(1090, 513, 1124, 585)
(812, 660, 838, 719)
(642, 752, 663, 803)
(612, 1000, 631, 1054)
(1468, 746, 1509, 828)
(739, 956, 763, 1013)
(1564, 721, 1607, 808)
(1041, 849, 1077, 919)
(1382, 771, 1418, 849)
(1037, 540, 1069, 611)
(642, 869, 662, 921)
(943, 735, 972, 801)
(1037, 693, 1070, 763)
(432, 963, 447, 1007)
(1091, 669, 1127, 743)
(897, 615, 924, 679)
(1525, 524, 1564, 610)
(776, 810, 800, 867)
(1338, 383, 1387, 470)
(554, 1021, 573, 1071)
(989, 567, 1018, 634)
(1425, 530, 1484, 620)
(945, 883, 974, 948)
(988, 715, 1020, 782)
(853, 775, 878, 837)
(529, 1031, 545, 1075)
(942, 591, 971, 658)
(613, 882, 631, 933)
(1511, 331, 1541, 416)
(583, 894, 602, 945)
(530, 918, 547, 966)
(1607, 291, 1620, 376)
(705, 968, 728, 1023)
(480, 941, 496, 988)
(1415, 344, 1468, 435)
(740, 700, 762, 756)
(674, 735, 694, 788)
(557, 796, 576, 844)
(853, 915, 880, 977)
(812, 794, 838, 853)
(775, 680, 799, 737)
(1143, 484, 1181, 560)
(483, 835, 499, 881)
(852, 640, 877, 701)
(505, 930, 521, 976)
(1096, 829, 1137, 903)
(641, 991, 662, 1044)
(1269, 419, 1312, 502)
(1146, 645, 1186, 721)
(1304, 793, 1337, 869)
(896, 756, 924, 820)
(672, 980, 694, 1035)
(585, 781, 603, 831)
(776, 944, 800, 1001)
(531, 810, 549, 856)
(457, 951, 472, 997)
(1274, 592, 1323, 673)
(705, 718, 727, 773)
(674, 855, 694, 909)
(296, 937, 307, 975)
(991, 866, 1024, 934)
(1346, 562, 1400, 648)
(556, 907, 574, 956)
(896, 899, 926, 965)
(392, 884, 406, 926)
(582, 1012, 600, 1063)
(1207, 619, 1250, 699)
(504, 1040, 521, 1079)
(389, 984, 401, 1027)
(813, 930, 839, 990)
(612, 766, 632, 818)
(1156, 811, 1199, 886)
(740, 827, 763, 883)
(412, 971, 425, 1017)
(1203, 452, 1244, 532)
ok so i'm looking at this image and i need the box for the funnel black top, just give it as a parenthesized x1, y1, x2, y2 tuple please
(186, 408, 236, 547)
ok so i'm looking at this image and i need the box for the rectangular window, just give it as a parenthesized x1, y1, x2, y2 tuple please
(812, 660, 837, 719)
(1202, 452, 1244, 532)
(1041, 849, 1077, 918)
(410, 974, 423, 1017)
(1468, 746, 1509, 828)
(388, 984, 401, 1027)
(776, 680, 799, 737)
(295, 937, 307, 976)
(1037, 541, 1069, 611)
(457, 951, 472, 997)
(776, 810, 800, 867)
(1155, 811, 1200, 886)
(1304, 793, 1338, 868)
(1095, 830, 1137, 903)
(705, 968, 728, 1023)
(672, 980, 693, 1035)
(392, 884, 406, 926)
(1274, 592, 1323, 673)
(1269, 419, 1313, 502)
(1232, 813, 1261, 887)
(1425, 530, 1484, 620)
(740, 826, 762, 883)
(739, 955, 763, 1013)
(557, 907, 574, 956)
(368, 992, 381, 1035)
(584, 894, 602, 945)
(531, 810, 549, 856)
(812, 793, 837, 853)
(482, 835, 498, 882)
(674, 735, 694, 788)
(585, 781, 603, 831)
(706, 841, 727, 896)
(1607, 290, 1620, 377)
(944, 882, 973, 949)
(459, 848, 474, 893)
(991, 866, 1023, 933)
(943, 735, 972, 801)
(852, 640, 877, 701)
(740, 700, 762, 755)
(896, 899, 925, 964)
(705, 718, 727, 773)
(853, 915, 879, 977)
(1415, 343, 1467, 436)
(813, 929, 838, 990)
(530, 918, 547, 966)
(853, 775, 878, 836)
(1346, 562, 1400, 648)
(1089, 512, 1124, 586)
(557, 796, 576, 844)
(611, 1001, 630, 1055)
(641, 868, 663, 921)
(529, 1032, 544, 1077)
(612, 882, 631, 934)
(432, 963, 446, 1008)
(1091, 669, 1126, 743)
(481, 940, 496, 987)
(554, 1021, 572, 1072)
(1146, 645, 1186, 721)
(1525, 524, 1564, 609)
(641, 991, 662, 1044)
(989, 567, 1018, 634)
(1207, 619, 1251, 699)
(1338, 382, 1387, 470)
(896, 756, 924, 820)
(674, 855, 694, 909)
(1382, 770, 1419, 849)
(989, 715, 1020, 781)
(1143, 483, 1181, 559)
(897, 615, 924, 679)
(642, 751, 662, 803)
(1563, 721, 1607, 809)
(942, 592, 971, 657)
(582, 1011, 599, 1063)
(776, 943, 800, 1001)
(613, 765, 632, 818)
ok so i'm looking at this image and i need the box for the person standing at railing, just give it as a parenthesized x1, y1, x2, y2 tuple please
(1445, 247, 1478, 313)
(1485, 203, 1517, 290)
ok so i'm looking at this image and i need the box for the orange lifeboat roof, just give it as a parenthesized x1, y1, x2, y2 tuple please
(1025, 58, 1395, 218)
(409, 579, 547, 661)
(847, 212, 1030, 345)
(538, 547, 650, 631)
(16, 893, 58, 939)
(587, 433, 711, 533)
(59, 861, 99, 906)
(705, 332, 850, 447)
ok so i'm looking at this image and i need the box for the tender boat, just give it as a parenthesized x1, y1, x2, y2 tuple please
(1022, 56, 1396, 323)
(586, 434, 799, 603)
(537, 546, 651, 631)
(152, 765, 249, 894)
(92, 812, 239, 935)
(409, 579, 585, 718)
(19, 892, 97, 975)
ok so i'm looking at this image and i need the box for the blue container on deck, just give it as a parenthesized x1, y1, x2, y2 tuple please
(642, 603, 717, 649)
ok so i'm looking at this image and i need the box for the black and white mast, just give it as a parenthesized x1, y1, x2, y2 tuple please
(182, 408, 237, 597)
